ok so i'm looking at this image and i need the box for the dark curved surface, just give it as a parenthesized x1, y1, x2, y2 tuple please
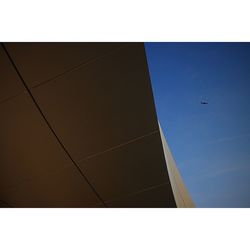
(0, 43, 176, 208)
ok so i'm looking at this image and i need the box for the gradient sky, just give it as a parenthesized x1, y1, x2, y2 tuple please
(145, 43, 250, 207)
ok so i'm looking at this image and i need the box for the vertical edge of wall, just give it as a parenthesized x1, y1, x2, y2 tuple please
(159, 123, 195, 208)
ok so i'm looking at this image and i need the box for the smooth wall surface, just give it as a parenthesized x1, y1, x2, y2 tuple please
(0, 43, 176, 207)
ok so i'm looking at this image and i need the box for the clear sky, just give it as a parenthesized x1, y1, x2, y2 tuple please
(145, 43, 250, 207)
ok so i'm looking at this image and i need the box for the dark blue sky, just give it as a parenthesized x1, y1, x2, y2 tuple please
(145, 43, 250, 207)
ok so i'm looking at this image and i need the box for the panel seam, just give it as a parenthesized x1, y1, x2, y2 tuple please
(77, 130, 159, 163)
(29, 43, 131, 90)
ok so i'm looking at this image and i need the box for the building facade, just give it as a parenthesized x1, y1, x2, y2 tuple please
(0, 43, 193, 207)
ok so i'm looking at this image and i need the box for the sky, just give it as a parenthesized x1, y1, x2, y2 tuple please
(145, 43, 250, 207)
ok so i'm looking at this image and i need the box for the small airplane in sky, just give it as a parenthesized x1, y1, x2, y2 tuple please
(201, 101, 208, 105)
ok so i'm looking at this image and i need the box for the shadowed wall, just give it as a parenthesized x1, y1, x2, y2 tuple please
(0, 43, 179, 208)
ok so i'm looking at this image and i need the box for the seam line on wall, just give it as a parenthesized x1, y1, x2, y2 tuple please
(77, 130, 159, 163)
(30, 43, 131, 90)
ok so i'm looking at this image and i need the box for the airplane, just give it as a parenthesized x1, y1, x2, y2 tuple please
(201, 101, 208, 105)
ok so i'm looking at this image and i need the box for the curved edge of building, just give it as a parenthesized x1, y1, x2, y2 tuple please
(159, 123, 195, 208)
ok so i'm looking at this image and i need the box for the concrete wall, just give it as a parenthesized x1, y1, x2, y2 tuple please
(0, 43, 177, 207)
(159, 124, 194, 207)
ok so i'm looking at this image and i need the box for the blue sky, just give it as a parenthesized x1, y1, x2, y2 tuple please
(145, 43, 250, 207)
